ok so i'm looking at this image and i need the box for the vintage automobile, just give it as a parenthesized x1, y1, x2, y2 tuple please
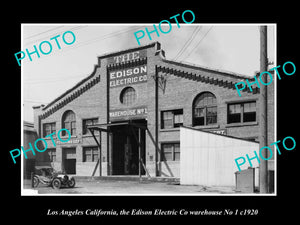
(32, 166, 76, 189)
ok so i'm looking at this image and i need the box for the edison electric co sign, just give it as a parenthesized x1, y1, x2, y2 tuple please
(108, 50, 147, 88)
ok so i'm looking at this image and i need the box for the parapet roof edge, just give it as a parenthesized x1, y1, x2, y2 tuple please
(40, 42, 159, 111)
(96, 42, 158, 60)
(161, 58, 253, 80)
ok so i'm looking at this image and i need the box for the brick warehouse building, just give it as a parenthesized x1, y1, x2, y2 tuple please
(32, 42, 274, 179)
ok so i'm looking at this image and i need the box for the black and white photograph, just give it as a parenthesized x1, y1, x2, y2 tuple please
(3, 4, 298, 222)
(21, 23, 276, 195)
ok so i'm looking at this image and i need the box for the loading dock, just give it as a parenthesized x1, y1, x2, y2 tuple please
(88, 119, 148, 177)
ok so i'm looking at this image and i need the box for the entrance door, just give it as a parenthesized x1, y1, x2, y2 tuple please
(110, 119, 146, 175)
(63, 148, 76, 174)
(64, 159, 76, 174)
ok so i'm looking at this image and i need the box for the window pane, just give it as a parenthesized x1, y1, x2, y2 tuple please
(174, 152, 180, 161)
(163, 144, 173, 152)
(162, 111, 173, 129)
(64, 122, 70, 132)
(228, 104, 241, 123)
(85, 154, 92, 162)
(162, 144, 173, 161)
(163, 152, 173, 161)
(85, 149, 91, 154)
(174, 143, 180, 152)
(207, 107, 217, 124)
(194, 117, 204, 126)
(229, 104, 241, 114)
(244, 102, 256, 112)
(163, 119, 173, 129)
(174, 114, 183, 126)
(243, 112, 256, 122)
(93, 153, 99, 162)
(194, 108, 205, 117)
(83, 119, 98, 135)
(163, 111, 173, 119)
(228, 114, 241, 123)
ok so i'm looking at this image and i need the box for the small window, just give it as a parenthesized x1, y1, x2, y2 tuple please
(161, 109, 183, 129)
(83, 118, 99, 135)
(228, 101, 256, 124)
(120, 87, 136, 106)
(83, 147, 99, 162)
(43, 123, 56, 137)
(62, 110, 76, 136)
(193, 92, 217, 126)
(161, 143, 180, 161)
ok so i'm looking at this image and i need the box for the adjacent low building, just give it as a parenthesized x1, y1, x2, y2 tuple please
(31, 42, 274, 182)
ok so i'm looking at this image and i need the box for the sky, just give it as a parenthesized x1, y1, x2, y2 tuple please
(22, 24, 275, 122)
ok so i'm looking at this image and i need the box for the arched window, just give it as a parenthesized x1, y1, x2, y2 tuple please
(193, 92, 217, 126)
(62, 110, 76, 136)
(120, 87, 136, 106)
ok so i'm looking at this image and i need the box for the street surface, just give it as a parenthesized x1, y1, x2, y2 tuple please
(23, 179, 238, 195)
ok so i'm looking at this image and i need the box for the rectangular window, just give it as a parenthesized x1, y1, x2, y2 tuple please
(43, 123, 56, 137)
(161, 109, 183, 129)
(228, 101, 256, 124)
(194, 106, 217, 126)
(83, 146, 99, 162)
(83, 118, 99, 135)
(161, 143, 180, 161)
(243, 102, 256, 122)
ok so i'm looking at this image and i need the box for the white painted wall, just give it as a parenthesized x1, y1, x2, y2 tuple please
(180, 127, 259, 186)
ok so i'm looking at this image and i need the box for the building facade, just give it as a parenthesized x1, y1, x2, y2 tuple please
(32, 42, 274, 178)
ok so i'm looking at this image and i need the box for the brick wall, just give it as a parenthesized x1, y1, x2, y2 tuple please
(32, 42, 275, 178)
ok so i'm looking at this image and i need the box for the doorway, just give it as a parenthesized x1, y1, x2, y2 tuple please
(110, 119, 146, 175)
(62, 148, 76, 174)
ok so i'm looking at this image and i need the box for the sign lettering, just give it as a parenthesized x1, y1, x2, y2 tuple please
(109, 65, 147, 88)
(107, 50, 146, 65)
(109, 107, 147, 121)
(210, 129, 227, 135)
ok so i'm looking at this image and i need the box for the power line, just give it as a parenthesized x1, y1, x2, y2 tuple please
(24, 26, 65, 40)
(24, 74, 87, 84)
(181, 26, 214, 61)
(24, 25, 89, 46)
(21, 25, 140, 64)
(173, 26, 202, 61)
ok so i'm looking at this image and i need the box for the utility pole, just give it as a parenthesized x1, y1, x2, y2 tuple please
(259, 26, 268, 193)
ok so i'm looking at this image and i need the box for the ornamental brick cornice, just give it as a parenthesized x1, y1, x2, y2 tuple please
(40, 75, 101, 120)
(156, 64, 260, 94)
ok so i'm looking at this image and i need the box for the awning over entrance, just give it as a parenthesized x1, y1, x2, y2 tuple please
(87, 120, 147, 131)
(180, 126, 259, 186)
(87, 120, 150, 178)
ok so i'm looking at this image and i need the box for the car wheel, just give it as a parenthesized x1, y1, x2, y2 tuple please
(52, 178, 61, 189)
(33, 176, 39, 188)
(68, 178, 76, 188)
